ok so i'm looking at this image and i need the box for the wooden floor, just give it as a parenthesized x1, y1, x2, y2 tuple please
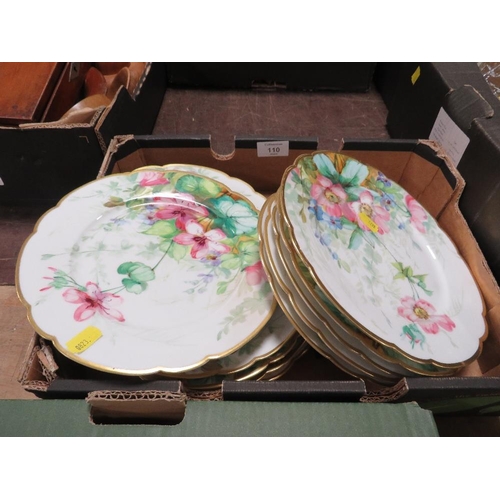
(2, 83, 499, 435)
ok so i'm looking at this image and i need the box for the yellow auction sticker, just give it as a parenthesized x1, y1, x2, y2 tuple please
(66, 326, 102, 354)
(411, 66, 421, 85)
(359, 212, 379, 233)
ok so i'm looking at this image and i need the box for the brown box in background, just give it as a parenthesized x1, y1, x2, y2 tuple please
(0, 63, 66, 125)
(17, 135, 500, 417)
(0, 63, 167, 207)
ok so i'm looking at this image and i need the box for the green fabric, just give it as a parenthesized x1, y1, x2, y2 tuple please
(0, 400, 438, 437)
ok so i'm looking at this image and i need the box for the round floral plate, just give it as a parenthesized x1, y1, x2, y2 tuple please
(16, 169, 275, 375)
(275, 193, 455, 378)
(259, 195, 378, 382)
(281, 152, 487, 368)
(132, 164, 296, 376)
(270, 198, 406, 383)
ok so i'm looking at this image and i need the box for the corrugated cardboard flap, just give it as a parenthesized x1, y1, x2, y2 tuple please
(87, 389, 186, 425)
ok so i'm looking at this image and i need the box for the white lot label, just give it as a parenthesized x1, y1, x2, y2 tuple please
(257, 141, 289, 157)
(429, 107, 470, 167)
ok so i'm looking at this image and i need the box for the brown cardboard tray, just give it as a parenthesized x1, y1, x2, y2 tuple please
(17, 135, 500, 417)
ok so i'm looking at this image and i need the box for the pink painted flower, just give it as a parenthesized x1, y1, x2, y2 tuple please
(63, 283, 125, 322)
(397, 296, 455, 334)
(311, 174, 354, 219)
(154, 194, 209, 229)
(138, 171, 169, 187)
(245, 261, 267, 286)
(405, 195, 428, 233)
(173, 220, 231, 259)
(350, 190, 390, 234)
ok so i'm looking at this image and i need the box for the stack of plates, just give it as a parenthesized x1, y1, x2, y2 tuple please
(16, 164, 301, 383)
(259, 151, 487, 385)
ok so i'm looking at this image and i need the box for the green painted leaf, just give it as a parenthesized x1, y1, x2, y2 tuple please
(129, 264, 155, 283)
(339, 159, 369, 187)
(394, 272, 406, 280)
(167, 241, 188, 262)
(302, 157, 319, 179)
(348, 228, 363, 250)
(122, 278, 147, 294)
(405, 266, 413, 278)
(291, 170, 302, 185)
(197, 177, 222, 198)
(52, 277, 70, 289)
(159, 239, 173, 252)
(391, 262, 404, 271)
(211, 196, 258, 237)
(41, 254, 55, 260)
(117, 262, 139, 274)
(258, 281, 272, 298)
(219, 266, 231, 278)
(121, 241, 133, 251)
(152, 184, 173, 194)
(104, 196, 124, 208)
(217, 282, 229, 295)
(339, 260, 351, 272)
(118, 262, 155, 284)
(344, 186, 364, 201)
(417, 282, 433, 296)
(313, 153, 339, 182)
(144, 220, 179, 238)
(220, 254, 241, 270)
(127, 198, 147, 210)
(175, 174, 221, 198)
(340, 217, 357, 230)
(237, 240, 260, 267)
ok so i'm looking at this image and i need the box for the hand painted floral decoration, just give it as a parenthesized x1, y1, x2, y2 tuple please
(40, 171, 269, 329)
(288, 152, 457, 349)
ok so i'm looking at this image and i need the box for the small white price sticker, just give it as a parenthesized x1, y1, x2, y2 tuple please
(257, 141, 289, 158)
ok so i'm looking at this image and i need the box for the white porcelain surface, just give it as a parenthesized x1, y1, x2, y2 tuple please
(259, 196, 373, 381)
(282, 152, 486, 367)
(270, 201, 406, 382)
(136, 164, 295, 375)
(17, 169, 275, 374)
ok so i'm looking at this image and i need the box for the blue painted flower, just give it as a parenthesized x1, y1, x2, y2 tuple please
(110, 217, 129, 227)
(377, 172, 391, 187)
(315, 230, 332, 247)
(198, 272, 215, 284)
(308, 199, 328, 222)
(328, 217, 343, 230)
(380, 192, 396, 211)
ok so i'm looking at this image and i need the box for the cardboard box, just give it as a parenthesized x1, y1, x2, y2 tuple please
(0, 62, 167, 207)
(375, 62, 500, 138)
(17, 135, 500, 417)
(165, 63, 376, 92)
(375, 63, 500, 285)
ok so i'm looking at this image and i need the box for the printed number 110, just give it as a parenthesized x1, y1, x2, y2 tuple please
(268, 147, 280, 154)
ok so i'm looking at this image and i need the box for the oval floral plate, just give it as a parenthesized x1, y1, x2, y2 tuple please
(16, 169, 275, 375)
(281, 151, 487, 368)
